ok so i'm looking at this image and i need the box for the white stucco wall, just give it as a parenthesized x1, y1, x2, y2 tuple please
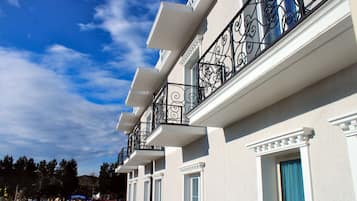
(124, 0, 357, 200)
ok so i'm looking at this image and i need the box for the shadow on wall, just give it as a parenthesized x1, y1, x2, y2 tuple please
(224, 63, 357, 143)
(155, 157, 166, 172)
(182, 135, 209, 163)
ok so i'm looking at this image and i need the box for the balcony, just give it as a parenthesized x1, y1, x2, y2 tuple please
(124, 122, 164, 166)
(188, 0, 357, 127)
(146, 83, 206, 147)
(147, 0, 215, 50)
(126, 67, 163, 108)
(115, 147, 136, 173)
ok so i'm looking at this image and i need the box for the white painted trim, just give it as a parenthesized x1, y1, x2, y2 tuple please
(248, 128, 314, 201)
(246, 127, 314, 156)
(300, 145, 314, 201)
(143, 174, 152, 181)
(153, 177, 164, 201)
(153, 170, 165, 179)
(180, 162, 205, 201)
(329, 111, 357, 199)
(329, 111, 357, 137)
(180, 35, 203, 65)
(187, 0, 352, 126)
(180, 162, 205, 174)
(256, 156, 263, 201)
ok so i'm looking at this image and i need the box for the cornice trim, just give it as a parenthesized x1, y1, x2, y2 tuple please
(329, 111, 357, 137)
(179, 35, 203, 65)
(180, 162, 205, 174)
(246, 127, 314, 156)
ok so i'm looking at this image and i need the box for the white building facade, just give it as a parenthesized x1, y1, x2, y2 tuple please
(115, 0, 357, 201)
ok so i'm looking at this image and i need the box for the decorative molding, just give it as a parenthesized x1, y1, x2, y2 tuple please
(180, 162, 205, 174)
(179, 35, 203, 65)
(143, 174, 152, 181)
(329, 111, 357, 137)
(153, 170, 165, 178)
(246, 127, 314, 156)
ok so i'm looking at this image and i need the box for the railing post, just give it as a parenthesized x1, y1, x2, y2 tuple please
(165, 83, 169, 124)
(298, 0, 306, 17)
(197, 62, 201, 103)
(180, 105, 183, 124)
(229, 23, 236, 74)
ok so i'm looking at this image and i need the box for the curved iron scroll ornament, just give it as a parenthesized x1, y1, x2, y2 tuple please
(152, 83, 200, 131)
(196, 0, 327, 107)
(126, 122, 163, 156)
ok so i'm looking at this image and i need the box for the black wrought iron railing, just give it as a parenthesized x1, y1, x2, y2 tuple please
(127, 122, 163, 156)
(152, 82, 200, 131)
(118, 147, 128, 165)
(194, 0, 328, 109)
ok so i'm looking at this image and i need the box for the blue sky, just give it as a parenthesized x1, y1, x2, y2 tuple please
(0, 0, 185, 175)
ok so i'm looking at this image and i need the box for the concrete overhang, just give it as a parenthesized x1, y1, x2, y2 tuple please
(125, 90, 152, 107)
(188, 0, 357, 127)
(124, 150, 165, 166)
(130, 67, 162, 92)
(116, 112, 139, 133)
(147, 0, 215, 50)
(115, 165, 137, 173)
(146, 124, 206, 147)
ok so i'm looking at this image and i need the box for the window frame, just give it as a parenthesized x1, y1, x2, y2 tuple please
(276, 153, 302, 201)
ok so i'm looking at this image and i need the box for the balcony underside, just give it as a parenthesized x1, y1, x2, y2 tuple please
(126, 91, 152, 107)
(131, 67, 162, 92)
(116, 112, 139, 133)
(115, 165, 137, 173)
(126, 67, 164, 107)
(124, 150, 165, 166)
(147, 0, 215, 50)
(146, 124, 206, 147)
(188, 0, 357, 127)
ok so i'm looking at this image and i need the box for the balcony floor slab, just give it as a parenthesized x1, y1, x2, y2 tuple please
(146, 124, 206, 147)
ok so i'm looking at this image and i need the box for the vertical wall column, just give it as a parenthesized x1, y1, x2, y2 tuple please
(329, 112, 357, 200)
(300, 145, 314, 201)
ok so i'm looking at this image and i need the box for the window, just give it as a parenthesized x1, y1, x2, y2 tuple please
(144, 181, 151, 201)
(246, 127, 314, 201)
(184, 49, 200, 112)
(181, 162, 205, 201)
(242, 0, 302, 64)
(184, 173, 201, 201)
(278, 159, 305, 201)
(154, 179, 162, 201)
(190, 175, 200, 201)
(133, 183, 137, 201)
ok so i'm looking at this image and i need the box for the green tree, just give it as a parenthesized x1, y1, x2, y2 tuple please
(98, 162, 127, 199)
(13, 156, 38, 197)
(98, 163, 111, 194)
(0, 155, 15, 194)
(36, 160, 61, 197)
(58, 159, 78, 197)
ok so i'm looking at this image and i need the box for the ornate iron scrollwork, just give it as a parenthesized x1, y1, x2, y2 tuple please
(196, 0, 327, 106)
(152, 83, 200, 131)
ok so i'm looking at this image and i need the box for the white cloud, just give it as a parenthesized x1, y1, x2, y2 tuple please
(7, 0, 20, 7)
(41, 44, 131, 102)
(0, 46, 128, 174)
(78, 22, 97, 31)
(79, 0, 160, 70)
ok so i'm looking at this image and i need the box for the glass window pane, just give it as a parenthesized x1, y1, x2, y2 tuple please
(155, 179, 162, 201)
(280, 159, 305, 201)
(133, 183, 137, 201)
(190, 176, 200, 201)
(144, 181, 150, 201)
